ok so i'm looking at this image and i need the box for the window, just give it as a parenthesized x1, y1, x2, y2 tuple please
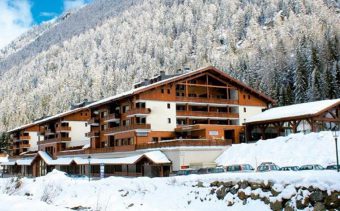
(161, 89, 164, 94)
(167, 89, 170, 94)
(243, 108, 247, 112)
(248, 95, 250, 99)
(80, 112, 83, 116)
(168, 118, 171, 124)
(243, 95, 246, 99)
(152, 137, 158, 143)
(167, 103, 171, 109)
(85, 123, 88, 127)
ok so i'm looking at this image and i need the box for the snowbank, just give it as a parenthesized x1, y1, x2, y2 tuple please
(216, 131, 340, 167)
(0, 169, 339, 211)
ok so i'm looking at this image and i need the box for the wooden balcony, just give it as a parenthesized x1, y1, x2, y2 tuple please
(126, 108, 151, 117)
(38, 136, 71, 144)
(104, 124, 151, 135)
(86, 130, 100, 138)
(19, 135, 31, 140)
(19, 143, 31, 148)
(88, 117, 100, 126)
(136, 139, 231, 150)
(56, 126, 71, 132)
(176, 110, 239, 118)
(44, 129, 55, 135)
(103, 113, 120, 122)
(176, 96, 238, 105)
(56, 145, 136, 156)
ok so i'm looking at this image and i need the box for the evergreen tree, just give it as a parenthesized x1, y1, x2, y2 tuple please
(0, 132, 9, 153)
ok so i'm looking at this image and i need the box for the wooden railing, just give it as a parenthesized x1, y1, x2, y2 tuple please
(126, 108, 151, 116)
(104, 124, 151, 135)
(88, 117, 100, 125)
(38, 136, 71, 144)
(56, 126, 71, 132)
(136, 139, 231, 150)
(176, 96, 238, 105)
(176, 110, 239, 118)
(86, 130, 100, 138)
(103, 113, 120, 122)
(56, 139, 230, 156)
(19, 135, 31, 140)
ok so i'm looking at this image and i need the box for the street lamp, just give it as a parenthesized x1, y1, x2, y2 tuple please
(88, 155, 91, 181)
(332, 124, 339, 172)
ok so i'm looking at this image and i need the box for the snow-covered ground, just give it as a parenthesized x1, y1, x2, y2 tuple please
(0, 169, 339, 211)
(216, 131, 340, 167)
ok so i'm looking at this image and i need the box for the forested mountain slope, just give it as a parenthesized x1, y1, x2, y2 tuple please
(0, 0, 339, 131)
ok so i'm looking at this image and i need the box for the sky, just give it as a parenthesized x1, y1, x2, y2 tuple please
(0, 0, 92, 49)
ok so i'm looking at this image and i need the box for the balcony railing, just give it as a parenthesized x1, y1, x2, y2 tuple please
(125, 108, 151, 117)
(88, 117, 100, 126)
(38, 137, 71, 144)
(19, 135, 31, 140)
(56, 139, 230, 156)
(86, 131, 100, 138)
(19, 144, 31, 148)
(104, 124, 151, 135)
(56, 126, 71, 132)
(176, 110, 239, 118)
(176, 96, 238, 105)
(103, 113, 120, 122)
(136, 139, 231, 150)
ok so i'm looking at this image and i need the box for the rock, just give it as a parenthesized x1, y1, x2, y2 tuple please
(249, 182, 262, 190)
(210, 188, 216, 195)
(262, 197, 270, 205)
(296, 197, 310, 209)
(324, 192, 340, 209)
(238, 191, 247, 200)
(216, 186, 230, 200)
(197, 181, 204, 188)
(223, 181, 233, 188)
(250, 193, 259, 200)
(230, 186, 238, 195)
(127, 203, 134, 208)
(227, 201, 234, 206)
(210, 181, 221, 187)
(314, 202, 326, 211)
(238, 181, 249, 189)
(310, 191, 325, 204)
(270, 200, 282, 211)
(284, 203, 295, 211)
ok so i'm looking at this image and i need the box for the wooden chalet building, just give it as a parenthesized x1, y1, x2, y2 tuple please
(244, 99, 340, 141)
(3, 66, 274, 177)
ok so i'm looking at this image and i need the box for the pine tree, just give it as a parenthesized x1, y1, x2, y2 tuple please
(294, 37, 309, 103)
(0, 132, 9, 153)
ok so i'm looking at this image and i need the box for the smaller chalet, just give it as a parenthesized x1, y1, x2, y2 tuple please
(244, 99, 340, 141)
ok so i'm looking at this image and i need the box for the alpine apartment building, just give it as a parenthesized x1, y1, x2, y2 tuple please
(3, 66, 274, 177)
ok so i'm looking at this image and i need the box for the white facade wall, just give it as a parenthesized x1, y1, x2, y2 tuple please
(144, 100, 177, 131)
(28, 131, 41, 151)
(238, 106, 266, 125)
(67, 121, 90, 147)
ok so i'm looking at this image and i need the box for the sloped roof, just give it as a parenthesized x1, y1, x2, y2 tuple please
(245, 99, 340, 124)
(85, 66, 274, 108)
(16, 157, 35, 166)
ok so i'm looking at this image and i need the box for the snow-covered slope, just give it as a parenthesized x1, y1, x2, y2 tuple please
(216, 131, 340, 167)
(0, 169, 339, 211)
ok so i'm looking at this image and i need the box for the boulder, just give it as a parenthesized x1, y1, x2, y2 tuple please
(238, 191, 247, 200)
(250, 193, 259, 200)
(270, 200, 282, 211)
(238, 181, 249, 189)
(296, 197, 310, 209)
(210, 181, 221, 187)
(216, 186, 230, 200)
(197, 181, 204, 188)
(324, 192, 340, 209)
(310, 191, 325, 204)
(314, 202, 326, 211)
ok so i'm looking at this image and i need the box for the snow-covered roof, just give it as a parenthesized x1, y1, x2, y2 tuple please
(1, 160, 16, 166)
(38, 151, 74, 165)
(72, 150, 171, 165)
(245, 99, 340, 124)
(2, 151, 171, 166)
(16, 157, 35, 166)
